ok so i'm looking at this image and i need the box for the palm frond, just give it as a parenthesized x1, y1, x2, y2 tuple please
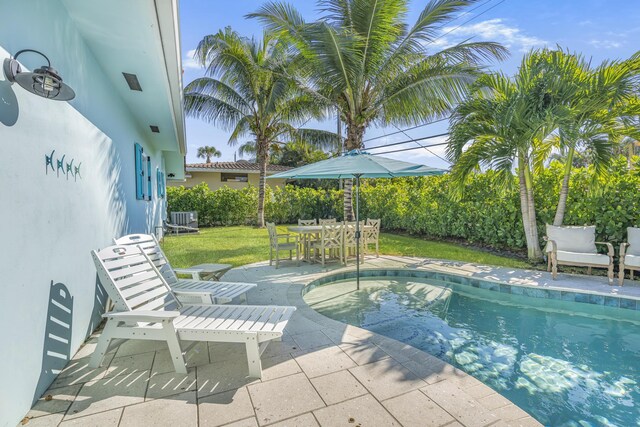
(291, 128, 342, 150)
(184, 92, 246, 130)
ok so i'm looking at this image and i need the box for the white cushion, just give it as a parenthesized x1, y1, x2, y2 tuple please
(556, 251, 610, 266)
(545, 225, 597, 253)
(624, 254, 640, 268)
(627, 227, 640, 256)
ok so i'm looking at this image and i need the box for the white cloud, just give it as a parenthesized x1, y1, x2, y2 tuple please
(429, 18, 547, 53)
(182, 49, 203, 70)
(589, 39, 622, 49)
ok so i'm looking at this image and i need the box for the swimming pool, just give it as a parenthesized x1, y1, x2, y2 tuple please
(303, 272, 640, 426)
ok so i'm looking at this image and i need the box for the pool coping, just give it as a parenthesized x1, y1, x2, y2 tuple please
(304, 267, 640, 311)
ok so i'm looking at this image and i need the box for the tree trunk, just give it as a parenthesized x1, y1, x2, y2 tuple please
(553, 146, 574, 226)
(517, 159, 534, 256)
(523, 164, 542, 259)
(518, 155, 542, 260)
(257, 143, 268, 228)
(343, 122, 364, 221)
(343, 178, 354, 221)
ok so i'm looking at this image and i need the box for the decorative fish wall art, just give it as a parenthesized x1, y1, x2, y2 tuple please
(45, 150, 82, 181)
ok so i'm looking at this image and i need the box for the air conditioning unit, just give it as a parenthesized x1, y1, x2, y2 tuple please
(171, 211, 198, 229)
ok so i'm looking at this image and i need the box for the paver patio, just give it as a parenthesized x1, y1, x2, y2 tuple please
(24, 255, 640, 426)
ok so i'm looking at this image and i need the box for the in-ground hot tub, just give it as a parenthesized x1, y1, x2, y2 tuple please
(303, 270, 640, 426)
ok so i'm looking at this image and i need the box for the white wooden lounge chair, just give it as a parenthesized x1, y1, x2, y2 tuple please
(619, 227, 640, 285)
(162, 219, 199, 235)
(114, 234, 255, 304)
(544, 225, 614, 284)
(90, 244, 295, 377)
(170, 211, 199, 231)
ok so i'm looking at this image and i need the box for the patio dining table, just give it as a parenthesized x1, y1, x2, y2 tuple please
(287, 224, 373, 263)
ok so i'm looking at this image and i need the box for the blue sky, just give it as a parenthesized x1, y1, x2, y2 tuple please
(179, 0, 640, 168)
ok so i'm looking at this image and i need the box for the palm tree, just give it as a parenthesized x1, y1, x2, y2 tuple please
(249, 0, 507, 220)
(236, 138, 336, 166)
(196, 146, 222, 163)
(538, 50, 640, 225)
(184, 28, 338, 227)
(614, 96, 640, 169)
(617, 136, 640, 170)
(447, 51, 564, 260)
(271, 140, 331, 167)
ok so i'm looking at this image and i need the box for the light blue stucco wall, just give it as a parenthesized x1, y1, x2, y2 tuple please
(0, 1, 169, 425)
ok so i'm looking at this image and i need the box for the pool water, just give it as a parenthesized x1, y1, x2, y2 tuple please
(304, 277, 640, 426)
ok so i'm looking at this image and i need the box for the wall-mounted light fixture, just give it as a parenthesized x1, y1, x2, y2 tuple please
(3, 49, 75, 101)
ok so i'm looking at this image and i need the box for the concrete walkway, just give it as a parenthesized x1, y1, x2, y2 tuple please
(25, 255, 638, 427)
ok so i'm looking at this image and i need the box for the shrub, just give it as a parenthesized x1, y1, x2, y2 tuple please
(167, 183, 257, 226)
(167, 157, 640, 252)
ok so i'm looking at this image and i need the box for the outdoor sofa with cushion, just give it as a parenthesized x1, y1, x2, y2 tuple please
(544, 225, 614, 284)
(619, 227, 640, 285)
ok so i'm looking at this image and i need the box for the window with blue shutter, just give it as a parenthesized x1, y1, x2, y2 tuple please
(157, 168, 165, 198)
(134, 143, 144, 200)
(146, 156, 152, 200)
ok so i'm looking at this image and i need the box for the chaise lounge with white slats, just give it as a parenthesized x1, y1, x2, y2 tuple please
(90, 244, 296, 377)
(114, 234, 255, 304)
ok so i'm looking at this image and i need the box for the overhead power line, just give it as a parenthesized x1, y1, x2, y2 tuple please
(371, 140, 449, 156)
(367, 132, 449, 151)
(362, 117, 450, 143)
(389, 124, 451, 164)
(425, 0, 507, 47)
(445, 0, 496, 25)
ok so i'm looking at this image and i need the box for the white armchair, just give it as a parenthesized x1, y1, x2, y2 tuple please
(544, 225, 614, 284)
(619, 227, 640, 286)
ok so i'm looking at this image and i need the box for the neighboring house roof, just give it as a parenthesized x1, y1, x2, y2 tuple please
(185, 161, 293, 174)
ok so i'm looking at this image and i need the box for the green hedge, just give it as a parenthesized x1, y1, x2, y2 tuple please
(167, 157, 640, 252)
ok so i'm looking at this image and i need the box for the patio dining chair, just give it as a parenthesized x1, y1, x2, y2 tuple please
(114, 234, 256, 304)
(267, 222, 299, 268)
(90, 244, 295, 378)
(298, 219, 318, 260)
(364, 218, 381, 257)
(310, 223, 343, 266)
(319, 218, 337, 225)
(343, 221, 365, 265)
(298, 219, 317, 226)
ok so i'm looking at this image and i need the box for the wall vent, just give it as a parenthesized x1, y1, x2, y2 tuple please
(122, 72, 142, 91)
(150, 125, 160, 133)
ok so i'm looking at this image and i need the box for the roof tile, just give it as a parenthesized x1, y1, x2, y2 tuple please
(185, 161, 292, 172)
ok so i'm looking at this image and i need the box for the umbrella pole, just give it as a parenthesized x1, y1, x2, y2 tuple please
(355, 174, 361, 290)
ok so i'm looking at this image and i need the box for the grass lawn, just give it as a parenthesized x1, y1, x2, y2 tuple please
(162, 226, 531, 269)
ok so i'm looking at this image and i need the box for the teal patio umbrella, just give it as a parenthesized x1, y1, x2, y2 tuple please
(268, 150, 447, 289)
